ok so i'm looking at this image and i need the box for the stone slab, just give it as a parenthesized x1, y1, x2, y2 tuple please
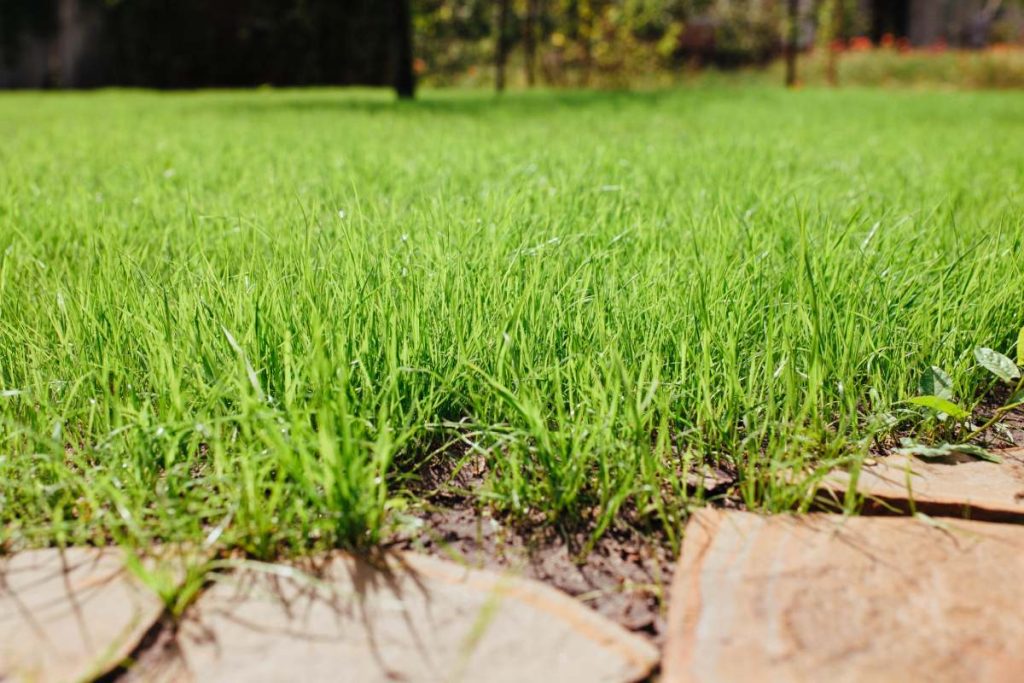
(136, 551, 658, 683)
(664, 510, 1024, 683)
(0, 547, 166, 683)
(824, 448, 1024, 521)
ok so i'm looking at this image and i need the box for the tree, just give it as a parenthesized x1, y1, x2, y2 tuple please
(817, 0, 840, 86)
(578, 0, 593, 86)
(495, 0, 511, 91)
(784, 0, 799, 87)
(522, 0, 540, 86)
(972, 0, 1011, 46)
(393, 0, 416, 98)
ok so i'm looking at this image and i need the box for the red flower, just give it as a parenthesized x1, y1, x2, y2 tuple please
(849, 36, 872, 52)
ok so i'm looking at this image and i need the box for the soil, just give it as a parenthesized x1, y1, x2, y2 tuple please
(983, 404, 1024, 447)
(394, 505, 673, 640)
(388, 449, 740, 645)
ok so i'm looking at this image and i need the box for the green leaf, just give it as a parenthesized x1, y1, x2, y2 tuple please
(896, 442, 951, 459)
(919, 366, 953, 401)
(950, 443, 1002, 463)
(907, 395, 969, 420)
(1018, 327, 1024, 367)
(896, 441, 1001, 464)
(974, 347, 1020, 383)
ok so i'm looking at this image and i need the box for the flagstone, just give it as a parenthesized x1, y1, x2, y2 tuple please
(134, 551, 658, 683)
(0, 547, 166, 683)
(823, 448, 1024, 521)
(663, 509, 1024, 683)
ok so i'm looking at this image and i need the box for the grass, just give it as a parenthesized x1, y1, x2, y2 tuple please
(0, 85, 1022, 559)
(785, 46, 1024, 90)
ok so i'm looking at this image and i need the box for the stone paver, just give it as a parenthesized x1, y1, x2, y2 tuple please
(0, 548, 166, 683)
(663, 509, 1024, 683)
(134, 551, 658, 683)
(824, 448, 1024, 521)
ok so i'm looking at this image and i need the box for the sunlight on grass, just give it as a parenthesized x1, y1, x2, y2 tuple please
(0, 86, 1021, 556)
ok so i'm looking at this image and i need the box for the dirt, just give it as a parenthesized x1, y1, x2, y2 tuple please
(388, 449, 741, 645)
(393, 505, 673, 640)
(984, 405, 1024, 447)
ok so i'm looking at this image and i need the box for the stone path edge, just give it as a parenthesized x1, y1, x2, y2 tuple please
(396, 552, 659, 675)
(661, 510, 717, 683)
(97, 549, 660, 683)
(815, 483, 1024, 522)
(818, 448, 1024, 523)
(25, 447, 1024, 682)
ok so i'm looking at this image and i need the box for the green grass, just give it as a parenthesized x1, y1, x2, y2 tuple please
(783, 47, 1024, 90)
(1, 86, 1022, 557)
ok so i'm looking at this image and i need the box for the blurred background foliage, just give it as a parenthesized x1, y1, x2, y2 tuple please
(414, 0, 1023, 87)
(1, 0, 1022, 90)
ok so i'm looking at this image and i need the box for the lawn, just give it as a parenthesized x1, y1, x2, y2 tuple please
(1, 86, 1022, 558)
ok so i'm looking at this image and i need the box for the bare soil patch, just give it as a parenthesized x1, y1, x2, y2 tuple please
(389, 450, 741, 644)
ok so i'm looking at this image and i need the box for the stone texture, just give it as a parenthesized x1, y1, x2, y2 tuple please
(0, 547, 166, 683)
(824, 448, 1024, 521)
(664, 509, 1024, 683)
(136, 551, 658, 683)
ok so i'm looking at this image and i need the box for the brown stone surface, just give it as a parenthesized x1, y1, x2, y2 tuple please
(824, 448, 1024, 521)
(0, 547, 166, 683)
(135, 551, 658, 683)
(664, 510, 1024, 683)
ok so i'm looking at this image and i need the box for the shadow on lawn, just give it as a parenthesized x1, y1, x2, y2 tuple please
(194, 88, 685, 119)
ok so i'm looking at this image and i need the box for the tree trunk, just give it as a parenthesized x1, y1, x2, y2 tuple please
(579, 0, 592, 87)
(54, 0, 80, 87)
(496, 0, 511, 92)
(823, 0, 840, 87)
(971, 0, 1005, 47)
(523, 0, 539, 87)
(393, 0, 416, 99)
(784, 0, 799, 88)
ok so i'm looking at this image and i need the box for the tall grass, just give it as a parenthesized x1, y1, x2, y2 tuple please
(1, 86, 1021, 555)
